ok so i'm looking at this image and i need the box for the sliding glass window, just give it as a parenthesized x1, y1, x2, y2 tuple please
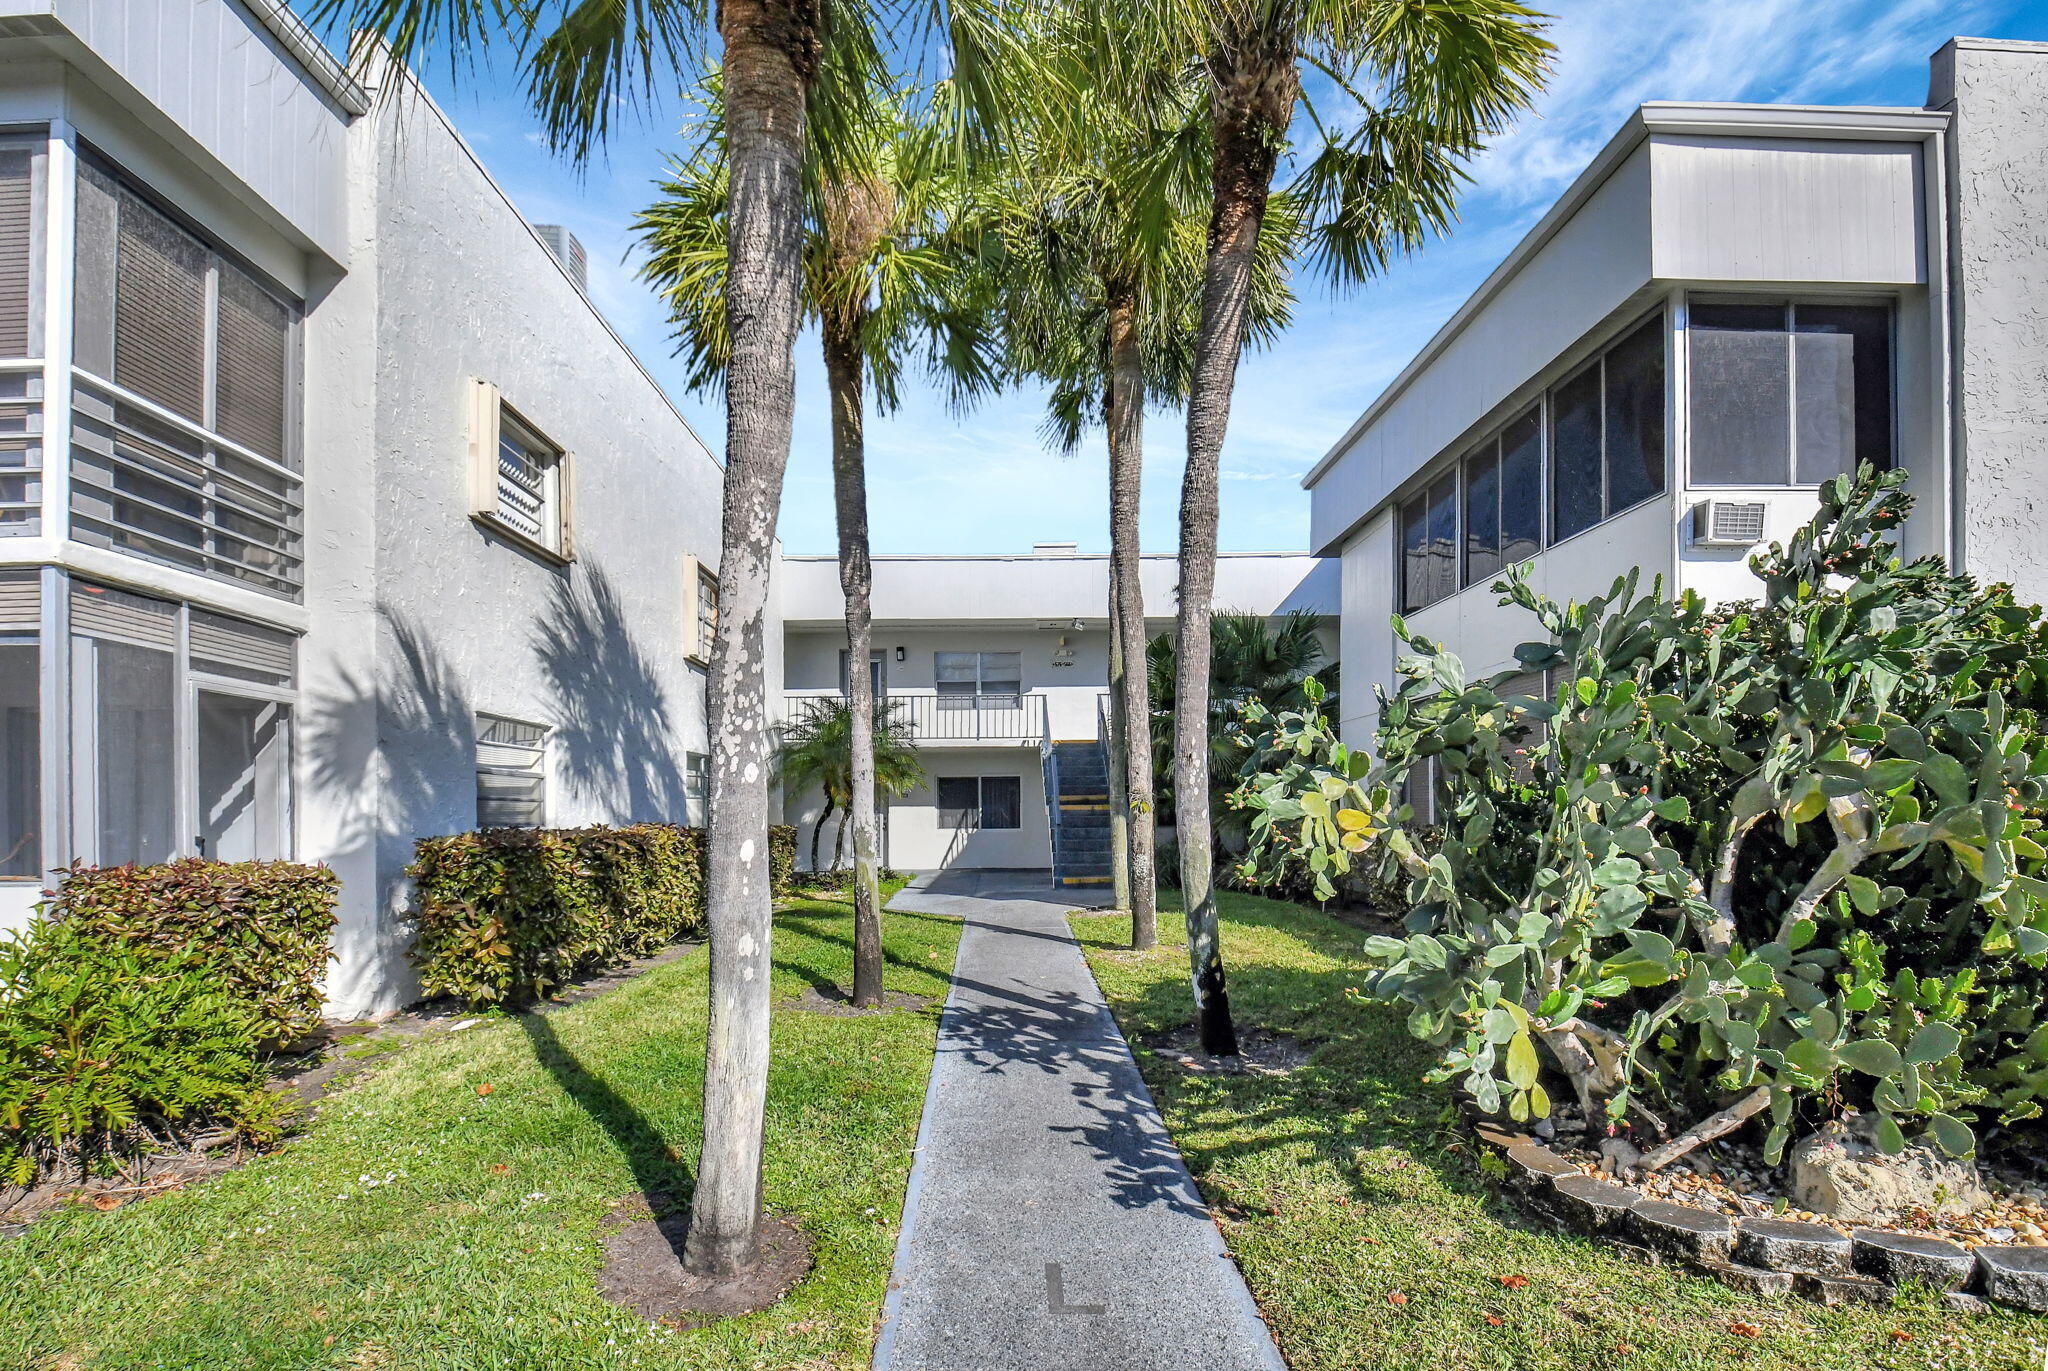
(1688, 300, 1892, 485)
(1552, 316, 1667, 542)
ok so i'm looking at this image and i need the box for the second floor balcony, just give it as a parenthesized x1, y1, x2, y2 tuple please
(782, 690, 1049, 746)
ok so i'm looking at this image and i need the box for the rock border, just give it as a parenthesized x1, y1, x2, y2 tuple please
(1461, 1100, 2048, 1315)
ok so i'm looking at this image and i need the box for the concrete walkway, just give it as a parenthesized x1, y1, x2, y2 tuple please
(874, 870, 1286, 1371)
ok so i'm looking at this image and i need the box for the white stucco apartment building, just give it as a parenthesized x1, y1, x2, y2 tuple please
(1304, 38, 2048, 759)
(0, 1, 731, 1015)
(777, 547, 1336, 885)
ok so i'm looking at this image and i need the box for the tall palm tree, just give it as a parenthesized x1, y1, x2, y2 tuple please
(1156, 0, 1553, 1055)
(771, 696, 923, 872)
(320, 0, 1010, 1280)
(638, 65, 976, 1008)
(980, 19, 1292, 949)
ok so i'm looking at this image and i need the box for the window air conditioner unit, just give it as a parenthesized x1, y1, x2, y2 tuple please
(1692, 499, 1768, 548)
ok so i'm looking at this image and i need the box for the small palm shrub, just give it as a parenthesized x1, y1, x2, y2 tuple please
(43, 859, 339, 1046)
(1235, 469, 2048, 1168)
(409, 823, 799, 1008)
(0, 921, 293, 1186)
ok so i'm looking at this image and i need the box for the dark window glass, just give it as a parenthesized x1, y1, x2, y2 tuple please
(1399, 494, 1428, 613)
(1426, 474, 1457, 606)
(980, 776, 1021, 830)
(1691, 301, 1785, 332)
(1794, 304, 1891, 478)
(1689, 316, 1790, 484)
(0, 640, 36, 878)
(1499, 407, 1542, 564)
(1550, 361, 1603, 541)
(1462, 442, 1500, 588)
(1603, 317, 1665, 513)
(937, 776, 978, 829)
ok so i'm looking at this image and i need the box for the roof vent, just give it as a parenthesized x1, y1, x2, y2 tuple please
(1031, 541, 1078, 555)
(1692, 499, 1768, 548)
(532, 224, 588, 293)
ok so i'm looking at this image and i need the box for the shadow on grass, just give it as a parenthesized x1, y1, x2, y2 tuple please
(518, 1012, 694, 1257)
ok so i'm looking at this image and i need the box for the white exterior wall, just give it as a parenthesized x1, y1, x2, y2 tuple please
(1932, 38, 2048, 611)
(1310, 96, 1962, 749)
(786, 624, 1111, 741)
(325, 76, 722, 1013)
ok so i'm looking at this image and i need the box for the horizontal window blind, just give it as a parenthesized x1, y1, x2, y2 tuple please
(190, 608, 295, 686)
(69, 580, 177, 651)
(215, 264, 290, 465)
(113, 185, 208, 424)
(0, 568, 37, 630)
(476, 715, 547, 828)
(0, 150, 33, 359)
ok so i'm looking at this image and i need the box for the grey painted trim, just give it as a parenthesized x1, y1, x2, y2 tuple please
(1300, 102, 1951, 493)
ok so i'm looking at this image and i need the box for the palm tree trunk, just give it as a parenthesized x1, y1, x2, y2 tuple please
(1106, 569, 1132, 915)
(812, 791, 835, 874)
(685, 0, 820, 1279)
(1106, 284, 1157, 951)
(822, 308, 885, 1008)
(1175, 26, 1295, 1057)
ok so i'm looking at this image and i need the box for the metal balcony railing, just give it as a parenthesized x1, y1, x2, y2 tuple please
(783, 690, 1048, 744)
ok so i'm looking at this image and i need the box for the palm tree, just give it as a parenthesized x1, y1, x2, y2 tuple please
(978, 18, 1292, 950)
(1147, 608, 1331, 818)
(319, 0, 1010, 1281)
(1155, 0, 1553, 1055)
(638, 64, 976, 1008)
(772, 697, 923, 873)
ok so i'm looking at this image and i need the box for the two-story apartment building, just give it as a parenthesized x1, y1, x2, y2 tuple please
(1304, 38, 2048, 762)
(776, 547, 1336, 885)
(0, 2, 730, 1015)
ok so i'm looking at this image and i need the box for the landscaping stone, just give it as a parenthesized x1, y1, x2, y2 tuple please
(1608, 1240, 1662, 1267)
(1943, 1291, 1990, 1316)
(1733, 1217, 1853, 1275)
(1550, 1174, 1639, 1233)
(1787, 1118, 1991, 1223)
(1504, 1141, 1579, 1187)
(1473, 1121, 1528, 1148)
(1976, 1245, 2048, 1312)
(1627, 1199, 1736, 1263)
(1849, 1228, 1976, 1291)
(1695, 1259, 1794, 1298)
(1793, 1271, 1894, 1307)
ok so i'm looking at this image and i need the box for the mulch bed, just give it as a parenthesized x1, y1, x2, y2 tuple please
(785, 983, 933, 1017)
(1144, 1024, 1311, 1077)
(598, 1192, 814, 1325)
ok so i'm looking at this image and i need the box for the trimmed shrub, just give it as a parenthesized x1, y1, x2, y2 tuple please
(410, 822, 803, 1009)
(44, 859, 340, 1046)
(0, 920, 293, 1186)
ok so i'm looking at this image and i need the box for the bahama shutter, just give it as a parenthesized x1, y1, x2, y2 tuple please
(0, 149, 33, 359)
(0, 568, 37, 630)
(214, 262, 291, 464)
(69, 580, 176, 651)
(113, 187, 207, 424)
(189, 608, 295, 686)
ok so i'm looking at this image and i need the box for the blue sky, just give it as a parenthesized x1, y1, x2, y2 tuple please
(310, 0, 2046, 556)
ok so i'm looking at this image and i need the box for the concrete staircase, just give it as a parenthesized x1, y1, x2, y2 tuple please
(1049, 739, 1114, 888)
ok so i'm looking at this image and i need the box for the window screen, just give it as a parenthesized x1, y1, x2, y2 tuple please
(1550, 361, 1603, 542)
(936, 776, 979, 828)
(1603, 317, 1665, 512)
(1689, 300, 1890, 485)
(0, 149, 36, 359)
(1425, 474, 1456, 607)
(0, 639, 37, 878)
(1499, 407, 1542, 566)
(934, 652, 1020, 704)
(215, 263, 291, 463)
(1462, 440, 1501, 588)
(1399, 494, 1429, 614)
(110, 182, 208, 424)
(477, 715, 547, 828)
(980, 776, 1021, 830)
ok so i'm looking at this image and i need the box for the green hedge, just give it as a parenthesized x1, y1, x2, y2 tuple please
(409, 823, 798, 1008)
(0, 921, 293, 1186)
(43, 858, 340, 1046)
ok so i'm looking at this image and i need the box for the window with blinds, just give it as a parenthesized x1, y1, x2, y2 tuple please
(71, 155, 302, 598)
(0, 369, 42, 537)
(0, 146, 39, 360)
(477, 714, 548, 828)
(467, 382, 571, 562)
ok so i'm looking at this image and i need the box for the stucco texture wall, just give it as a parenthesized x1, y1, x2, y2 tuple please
(1935, 40, 2048, 612)
(313, 83, 723, 1015)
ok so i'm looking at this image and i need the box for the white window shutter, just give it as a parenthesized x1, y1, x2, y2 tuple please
(466, 378, 502, 519)
(682, 552, 704, 662)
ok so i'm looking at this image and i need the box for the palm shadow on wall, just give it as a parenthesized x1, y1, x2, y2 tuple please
(534, 562, 691, 824)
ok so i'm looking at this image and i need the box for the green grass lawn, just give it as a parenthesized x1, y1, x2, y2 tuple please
(1075, 892, 2048, 1371)
(2, 883, 956, 1371)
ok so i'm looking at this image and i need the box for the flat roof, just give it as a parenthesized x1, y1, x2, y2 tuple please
(1298, 99, 1948, 498)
